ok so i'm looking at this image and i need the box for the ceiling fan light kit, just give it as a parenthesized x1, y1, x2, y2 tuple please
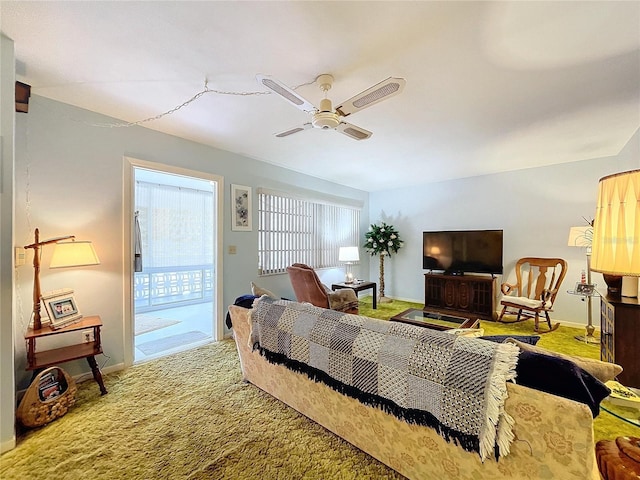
(313, 111, 340, 129)
(256, 73, 405, 140)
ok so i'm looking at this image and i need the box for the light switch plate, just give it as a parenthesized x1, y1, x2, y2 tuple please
(15, 247, 26, 266)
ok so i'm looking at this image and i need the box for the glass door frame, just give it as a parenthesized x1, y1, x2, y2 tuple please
(123, 156, 224, 368)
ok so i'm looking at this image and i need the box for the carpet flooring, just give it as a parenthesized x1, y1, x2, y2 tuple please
(134, 315, 181, 336)
(2, 297, 638, 480)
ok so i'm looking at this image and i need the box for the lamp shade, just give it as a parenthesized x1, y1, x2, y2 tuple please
(49, 240, 101, 268)
(590, 169, 640, 277)
(339, 246, 360, 263)
(567, 226, 593, 248)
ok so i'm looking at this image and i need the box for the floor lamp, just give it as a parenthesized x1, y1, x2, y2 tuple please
(568, 226, 599, 344)
(24, 228, 100, 330)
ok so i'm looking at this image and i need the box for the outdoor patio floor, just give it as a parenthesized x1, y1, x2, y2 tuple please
(134, 302, 214, 363)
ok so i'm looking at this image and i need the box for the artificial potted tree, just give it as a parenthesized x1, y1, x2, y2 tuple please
(364, 222, 403, 304)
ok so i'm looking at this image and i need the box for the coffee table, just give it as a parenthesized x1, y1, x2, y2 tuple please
(600, 383, 640, 427)
(390, 308, 479, 331)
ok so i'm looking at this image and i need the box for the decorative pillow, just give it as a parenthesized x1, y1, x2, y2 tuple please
(327, 289, 358, 312)
(516, 350, 610, 417)
(250, 282, 277, 299)
(502, 296, 545, 308)
(506, 338, 623, 383)
(225, 294, 259, 329)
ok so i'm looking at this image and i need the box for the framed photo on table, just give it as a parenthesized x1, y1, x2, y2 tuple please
(41, 288, 83, 329)
(574, 282, 595, 296)
(231, 184, 252, 231)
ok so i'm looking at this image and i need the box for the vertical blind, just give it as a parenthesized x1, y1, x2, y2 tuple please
(136, 180, 214, 267)
(258, 190, 360, 275)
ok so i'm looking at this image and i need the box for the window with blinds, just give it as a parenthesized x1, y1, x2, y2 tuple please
(258, 190, 360, 275)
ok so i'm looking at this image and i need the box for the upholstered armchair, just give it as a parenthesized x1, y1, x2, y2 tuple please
(286, 263, 359, 314)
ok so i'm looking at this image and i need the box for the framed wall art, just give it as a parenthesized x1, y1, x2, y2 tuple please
(41, 288, 83, 329)
(231, 184, 252, 231)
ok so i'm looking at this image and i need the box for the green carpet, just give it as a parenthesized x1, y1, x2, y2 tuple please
(1, 298, 637, 479)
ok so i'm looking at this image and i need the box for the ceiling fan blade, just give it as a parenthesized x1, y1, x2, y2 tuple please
(335, 77, 406, 117)
(275, 123, 313, 138)
(336, 122, 372, 141)
(256, 75, 317, 114)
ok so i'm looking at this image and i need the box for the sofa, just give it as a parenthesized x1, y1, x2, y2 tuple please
(228, 302, 601, 480)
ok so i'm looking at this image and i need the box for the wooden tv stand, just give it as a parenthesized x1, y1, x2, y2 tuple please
(424, 273, 497, 321)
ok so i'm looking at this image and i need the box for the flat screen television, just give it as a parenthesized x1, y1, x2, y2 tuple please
(423, 229, 503, 275)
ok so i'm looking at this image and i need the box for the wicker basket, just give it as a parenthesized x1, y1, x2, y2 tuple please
(17, 366, 77, 428)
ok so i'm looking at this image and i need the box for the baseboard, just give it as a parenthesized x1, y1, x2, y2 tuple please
(73, 362, 125, 384)
(384, 295, 422, 304)
(557, 319, 600, 332)
(1, 435, 16, 454)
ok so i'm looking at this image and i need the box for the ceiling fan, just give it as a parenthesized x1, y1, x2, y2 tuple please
(256, 73, 406, 140)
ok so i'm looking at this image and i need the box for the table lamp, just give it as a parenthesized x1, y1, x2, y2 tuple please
(590, 169, 640, 298)
(567, 225, 598, 344)
(339, 246, 359, 284)
(24, 228, 100, 330)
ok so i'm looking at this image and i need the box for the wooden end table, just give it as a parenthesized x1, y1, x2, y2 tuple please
(390, 308, 479, 331)
(331, 281, 377, 309)
(25, 315, 108, 395)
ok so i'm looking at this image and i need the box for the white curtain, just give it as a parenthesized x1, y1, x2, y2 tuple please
(136, 181, 214, 268)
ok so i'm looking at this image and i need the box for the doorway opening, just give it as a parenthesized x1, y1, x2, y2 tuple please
(132, 167, 218, 363)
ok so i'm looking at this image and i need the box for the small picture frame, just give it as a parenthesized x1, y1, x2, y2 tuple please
(41, 289, 83, 329)
(231, 184, 252, 231)
(575, 282, 595, 296)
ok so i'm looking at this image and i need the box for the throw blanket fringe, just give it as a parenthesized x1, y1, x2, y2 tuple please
(249, 297, 519, 460)
(256, 346, 481, 454)
(481, 347, 518, 459)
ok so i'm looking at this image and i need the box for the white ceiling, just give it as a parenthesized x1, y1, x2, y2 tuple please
(2, 1, 639, 192)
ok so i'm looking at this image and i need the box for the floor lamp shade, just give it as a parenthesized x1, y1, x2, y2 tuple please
(590, 169, 640, 296)
(50, 240, 101, 268)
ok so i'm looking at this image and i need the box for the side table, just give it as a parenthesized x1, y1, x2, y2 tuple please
(566, 286, 600, 344)
(332, 281, 377, 309)
(25, 315, 108, 395)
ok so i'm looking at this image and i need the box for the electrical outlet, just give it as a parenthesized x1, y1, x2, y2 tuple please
(82, 330, 92, 343)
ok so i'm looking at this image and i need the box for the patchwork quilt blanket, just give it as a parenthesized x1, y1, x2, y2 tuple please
(249, 297, 519, 460)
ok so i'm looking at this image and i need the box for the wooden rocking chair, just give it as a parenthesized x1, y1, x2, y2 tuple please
(498, 257, 568, 333)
